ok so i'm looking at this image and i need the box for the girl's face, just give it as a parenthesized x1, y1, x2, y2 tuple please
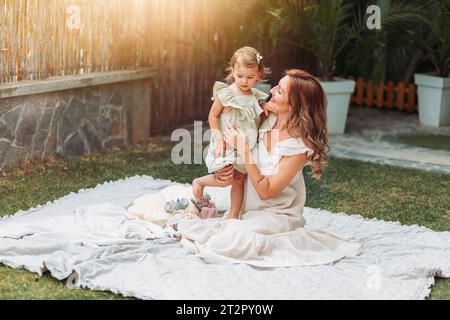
(268, 76, 291, 115)
(232, 64, 260, 92)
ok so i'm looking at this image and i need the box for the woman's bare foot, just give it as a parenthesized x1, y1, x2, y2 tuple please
(192, 178, 204, 201)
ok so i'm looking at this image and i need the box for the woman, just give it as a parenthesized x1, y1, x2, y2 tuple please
(177, 69, 362, 268)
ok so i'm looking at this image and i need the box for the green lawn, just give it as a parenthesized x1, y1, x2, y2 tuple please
(399, 134, 450, 152)
(0, 139, 449, 300)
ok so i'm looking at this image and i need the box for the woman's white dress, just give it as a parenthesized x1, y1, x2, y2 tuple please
(177, 114, 363, 267)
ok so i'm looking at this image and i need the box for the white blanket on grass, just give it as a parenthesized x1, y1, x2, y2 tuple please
(0, 175, 449, 300)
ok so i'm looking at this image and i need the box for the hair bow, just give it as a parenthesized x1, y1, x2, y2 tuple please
(256, 52, 263, 64)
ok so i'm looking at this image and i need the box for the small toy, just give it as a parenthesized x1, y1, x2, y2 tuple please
(164, 198, 189, 213)
(190, 192, 226, 219)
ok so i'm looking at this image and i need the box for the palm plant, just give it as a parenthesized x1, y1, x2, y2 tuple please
(268, 0, 437, 82)
(268, 0, 361, 81)
(418, 0, 449, 78)
(337, 0, 444, 83)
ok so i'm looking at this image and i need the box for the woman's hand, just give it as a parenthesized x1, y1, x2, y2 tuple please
(214, 165, 234, 185)
(223, 123, 248, 156)
(214, 139, 226, 158)
(261, 103, 272, 116)
(262, 101, 278, 114)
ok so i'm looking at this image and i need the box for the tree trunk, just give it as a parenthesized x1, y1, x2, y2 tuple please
(402, 50, 426, 84)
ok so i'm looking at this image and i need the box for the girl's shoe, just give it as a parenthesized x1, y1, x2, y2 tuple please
(199, 206, 219, 219)
(190, 192, 223, 219)
(165, 198, 190, 213)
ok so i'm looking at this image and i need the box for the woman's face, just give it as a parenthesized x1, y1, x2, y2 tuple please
(268, 76, 291, 115)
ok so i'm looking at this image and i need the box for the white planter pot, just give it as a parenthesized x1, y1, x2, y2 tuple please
(414, 73, 450, 127)
(320, 78, 355, 134)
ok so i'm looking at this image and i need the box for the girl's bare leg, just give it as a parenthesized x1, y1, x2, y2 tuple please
(192, 174, 231, 201)
(228, 171, 246, 220)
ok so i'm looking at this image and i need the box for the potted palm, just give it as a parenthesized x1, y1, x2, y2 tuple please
(414, 0, 450, 127)
(268, 0, 358, 134)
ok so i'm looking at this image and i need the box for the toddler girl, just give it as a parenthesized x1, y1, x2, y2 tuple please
(192, 46, 270, 219)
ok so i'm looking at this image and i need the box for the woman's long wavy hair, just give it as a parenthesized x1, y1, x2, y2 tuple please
(285, 69, 329, 179)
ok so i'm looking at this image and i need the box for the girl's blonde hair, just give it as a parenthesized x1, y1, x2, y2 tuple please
(285, 69, 329, 179)
(225, 46, 271, 84)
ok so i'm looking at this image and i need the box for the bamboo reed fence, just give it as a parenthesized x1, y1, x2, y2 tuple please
(348, 77, 418, 112)
(0, 0, 158, 82)
(0, 0, 317, 133)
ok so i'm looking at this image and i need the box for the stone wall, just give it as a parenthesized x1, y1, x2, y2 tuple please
(0, 69, 156, 169)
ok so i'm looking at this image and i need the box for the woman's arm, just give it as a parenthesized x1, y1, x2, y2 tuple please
(223, 123, 307, 200)
(259, 102, 278, 129)
(241, 144, 306, 200)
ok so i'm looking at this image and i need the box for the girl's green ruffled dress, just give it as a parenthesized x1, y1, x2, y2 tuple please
(205, 81, 269, 174)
